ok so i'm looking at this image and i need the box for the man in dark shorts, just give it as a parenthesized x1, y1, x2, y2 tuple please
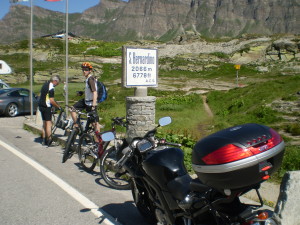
(38, 75, 62, 146)
(71, 62, 100, 132)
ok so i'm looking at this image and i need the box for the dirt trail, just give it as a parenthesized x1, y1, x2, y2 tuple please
(201, 95, 213, 118)
(199, 96, 280, 207)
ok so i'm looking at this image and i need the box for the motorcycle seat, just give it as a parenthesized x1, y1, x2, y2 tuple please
(190, 179, 211, 193)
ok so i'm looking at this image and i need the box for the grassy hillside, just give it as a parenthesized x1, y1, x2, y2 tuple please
(1, 37, 299, 180)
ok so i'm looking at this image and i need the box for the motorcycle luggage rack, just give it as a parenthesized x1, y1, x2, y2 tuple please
(241, 187, 264, 208)
(255, 188, 264, 208)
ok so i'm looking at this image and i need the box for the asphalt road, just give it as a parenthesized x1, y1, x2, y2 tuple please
(0, 115, 148, 225)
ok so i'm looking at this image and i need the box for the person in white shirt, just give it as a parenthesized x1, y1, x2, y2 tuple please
(70, 62, 100, 132)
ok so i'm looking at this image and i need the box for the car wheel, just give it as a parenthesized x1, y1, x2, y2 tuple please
(5, 103, 18, 117)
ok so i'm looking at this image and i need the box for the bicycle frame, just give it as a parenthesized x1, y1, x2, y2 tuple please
(95, 117, 127, 159)
(65, 105, 94, 134)
(51, 107, 63, 134)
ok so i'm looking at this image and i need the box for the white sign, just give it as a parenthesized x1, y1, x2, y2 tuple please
(123, 47, 158, 87)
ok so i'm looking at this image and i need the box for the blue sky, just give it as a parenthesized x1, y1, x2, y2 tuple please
(0, 0, 102, 19)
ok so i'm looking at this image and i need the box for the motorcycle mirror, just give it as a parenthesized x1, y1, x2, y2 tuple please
(101, 132, 115, 142)
(158, 116, 172, 127)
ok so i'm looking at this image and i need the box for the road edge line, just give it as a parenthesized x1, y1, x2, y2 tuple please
(0, 139, 122, 225)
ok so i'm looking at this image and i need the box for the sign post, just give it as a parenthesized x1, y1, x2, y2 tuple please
(234, 64, 241, 87)
(122, 46, 158, 140)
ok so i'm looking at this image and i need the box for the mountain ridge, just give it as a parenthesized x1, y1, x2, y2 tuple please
(0, 0, 299, 44)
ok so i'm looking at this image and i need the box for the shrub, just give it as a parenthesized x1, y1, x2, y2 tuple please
(156, 131, 196, 173)
(284, 123, 300, 136)
(210, 52, 229, 59)
(272, 145, 300, 182)
(159, 104, 185, 111)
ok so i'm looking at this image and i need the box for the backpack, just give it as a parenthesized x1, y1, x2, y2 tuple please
(96, 80, 107, 103)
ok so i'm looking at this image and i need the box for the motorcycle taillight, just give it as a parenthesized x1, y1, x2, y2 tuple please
(248, 128, 282, 155)
(202, 128, 282, 165)
(202, 144, 253, 165)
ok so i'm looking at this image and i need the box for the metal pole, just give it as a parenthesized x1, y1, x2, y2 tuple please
(236, 70, 239, 87)
(30, 0, 33, 120)
(65, 0, 69, 111)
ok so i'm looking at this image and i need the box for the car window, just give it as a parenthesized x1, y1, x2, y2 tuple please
(19, 89, 29, 97)
(0, 80, 10, 89)
(0, 89, 11, 94)
(9, 91, 21, 97)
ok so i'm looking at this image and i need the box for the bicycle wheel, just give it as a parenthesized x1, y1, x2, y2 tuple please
(51, 113, 57, 133)
(100, 146, 131, 190)
(78, 133, 97, 172)
(51, 108, 58, 134)
(62, 128, 78, 163)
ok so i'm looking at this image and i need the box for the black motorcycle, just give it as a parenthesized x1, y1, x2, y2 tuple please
(106, 117, 285, 225)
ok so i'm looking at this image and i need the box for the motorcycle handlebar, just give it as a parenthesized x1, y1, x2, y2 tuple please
(163, 142, 182, 147)
(116, 147, 132, 168)
(158, 139, 181, 147)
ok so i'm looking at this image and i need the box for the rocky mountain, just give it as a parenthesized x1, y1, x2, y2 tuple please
(0, 0, 299, 44)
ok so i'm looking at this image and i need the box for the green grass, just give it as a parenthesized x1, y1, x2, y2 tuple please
(155, 93, 211, 139)
(0, 54, 30, 74)
(271, 145, 300, 183)
(3, 38, 299, 179)
(283, 123, 300, 136)
(14, 67, 300, 178)
(207, 76, 300, 129)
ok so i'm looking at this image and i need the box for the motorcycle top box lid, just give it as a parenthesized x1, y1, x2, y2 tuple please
(192, 123, 285, 192)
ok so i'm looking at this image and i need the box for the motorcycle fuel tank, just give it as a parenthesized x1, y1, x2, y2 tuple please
(142, 147, 188, 190)
(192, 123, 285, 192)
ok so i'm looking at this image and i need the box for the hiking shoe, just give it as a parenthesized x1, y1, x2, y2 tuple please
(47, 139, 59, 147)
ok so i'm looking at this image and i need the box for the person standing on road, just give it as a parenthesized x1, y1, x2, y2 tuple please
(70, 62, 100, 132)
(38, 75, 62, 146)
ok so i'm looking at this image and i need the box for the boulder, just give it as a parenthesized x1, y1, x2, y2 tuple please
(272, 171, 300, 225)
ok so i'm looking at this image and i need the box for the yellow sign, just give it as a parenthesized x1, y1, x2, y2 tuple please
(234, 64, 241, 70)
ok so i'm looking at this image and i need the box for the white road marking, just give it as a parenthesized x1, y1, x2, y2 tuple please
(0, 140, 121, 225)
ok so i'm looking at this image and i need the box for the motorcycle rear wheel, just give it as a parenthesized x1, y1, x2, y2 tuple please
(100, 146, 131, 190)
(131, 181, 157, 224)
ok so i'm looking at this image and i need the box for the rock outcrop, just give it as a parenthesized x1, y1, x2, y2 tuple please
(0, 0, 299, 44)
(272, 171, 300, 225)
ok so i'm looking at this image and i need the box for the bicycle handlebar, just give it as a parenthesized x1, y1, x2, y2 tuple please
(111, 117, 127, 127)
(65, 105, 95, 117)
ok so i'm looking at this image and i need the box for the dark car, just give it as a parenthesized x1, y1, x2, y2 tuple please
(0, 88, 39, 117)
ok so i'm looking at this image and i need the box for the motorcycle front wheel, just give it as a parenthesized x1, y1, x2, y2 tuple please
(100, 146, 131, 190)
(131, 180, 157, 224)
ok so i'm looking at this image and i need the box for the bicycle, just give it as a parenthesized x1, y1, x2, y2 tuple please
(48, 107, 70, 146)
(51, 107, 71, 133)
(62, 105, 95, 163)
(78, 117, 127, 174)
(51, 107, 59, 134)
(99, 117, 132, 190)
